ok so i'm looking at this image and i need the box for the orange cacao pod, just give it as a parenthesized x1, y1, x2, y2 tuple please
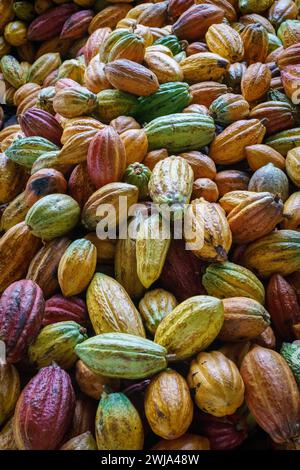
(172, 4, 224, 42)
(240, 346, 300, 446)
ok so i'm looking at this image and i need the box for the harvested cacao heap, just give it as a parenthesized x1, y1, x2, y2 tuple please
(0, 0, 300, 452)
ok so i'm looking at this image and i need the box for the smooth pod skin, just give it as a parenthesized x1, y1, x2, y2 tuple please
(152, 434, 210, 450)
(154, 295, 224, 360)
(144, 369, 193, 440)
(0, 364, 20, 426)
(96, 392, 144, 450)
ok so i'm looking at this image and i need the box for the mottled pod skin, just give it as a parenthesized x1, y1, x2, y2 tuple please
(0, 280, 45, 363)
(13, 364, 75, 450)
(145, 369, 193, 439)
(96, 392, 144, 450)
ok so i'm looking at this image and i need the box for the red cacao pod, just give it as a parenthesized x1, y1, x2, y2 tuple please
(159, 239, 206, 302)
(266, 274, 300, 341)
(68, 163, 96, 208)
(87, 126, 126, 189)
(168, 0, 194, 19)
(196, 411, 248, 450)
(0, 280, 45, 363)
(172, 4, 224, 42)
(240, 346, 300, 445)
(60, 10, 94, 40)
(24, 169, 67, 206)
(19, 107, 63, 146)
(43, 294, 88, 327)
(27, 4, 79, 42)
(13, 364, 75, 450)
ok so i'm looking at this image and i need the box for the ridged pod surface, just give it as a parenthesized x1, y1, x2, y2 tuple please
(115, 237, 145, 301)
(58, 239, 97, 297)
(145, 113, 215, 153)
(139, 289, 178, 335)
(240, 346, 300, 445)
(0, 280, 45, 363)
(203, 261, 265, 304)
(185, 198, 232, 262)
(0, 222, 41, 294)
(87, 126, 126, 189)
(28, 321, 88, 369)
(154, 295, 224, 360)
(13, 364, 75, 450)
(206, 24, 244, 63)
(87, 273, 145, 336)
(242, 230, 300, 278)
(188, 351, 244, 417)
(26, 237, 71, 298)
(209, 119, 266, 165)
(227, 192, 284, 244)
(75, 332, 167, 379)
(0, 363, 20, 426)
(25, 194, 80, 240)
(43, 295, 88, 327)
(136, 213, 171, 289)
(145, 369, 193, 439)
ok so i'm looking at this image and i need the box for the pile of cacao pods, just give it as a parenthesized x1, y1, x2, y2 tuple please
(0, 0, 300, 452)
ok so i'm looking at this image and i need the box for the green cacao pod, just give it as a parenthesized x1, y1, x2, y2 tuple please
(135, 82, 191, 123)
(5, 136, 59, 169)
(25, 194, 80, 240)
(203, 261, 265, 304)
(280, 342, 300, 387)
(28, 321, 88, 369)
(75, 332, 168, 379)
(145, 113, 215, 153)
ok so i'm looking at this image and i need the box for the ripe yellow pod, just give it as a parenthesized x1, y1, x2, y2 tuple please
(120, 129, 148, 165)
(181, 52, 229, 83)
(185, 198, 232, 262)
(58, 239, 97, 296)
(4, 21, 27, 47)
(241, 23, 269, 64)
(241, 63, 272, 102)
(154, 296, 224, 360)
(282, 192, 300, 231)
(206, 24, 244, 63)
(115, 237, 145, 300)
(245, 144, 286, 171)
(286, 147, 300, 187)
(143, 51, 183, 83)
(86, 273, 146, 336)
(188, 351, 245, 417)
(144, 369, 193, 440)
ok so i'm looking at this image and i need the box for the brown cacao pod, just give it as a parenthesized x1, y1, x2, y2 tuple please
(189, 81, 228, 108)
(24, 169, 67, 207)
(266, 274, 300, 341)
(0, 280, 44, 363)
(240, 346, 300, 446)
(241, 63, 271, 102)
(249, 101, 296, 136)
(172, 4, 224, 42)
(227, 192, 283, 244)
(0, 363, 20, 426)
(13, 364, 75, 450)
(240, 23, 269, 64)
(26, 237, 71, 299)
(152, 434, 210, 450)
(0, 222, 42, 294)
(104, 59, 159, 96)
(160, 239, 206, 302)
(215, 170, 249, 197)
(68, 163, 96, 209)
(19, 107, 63, 146)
